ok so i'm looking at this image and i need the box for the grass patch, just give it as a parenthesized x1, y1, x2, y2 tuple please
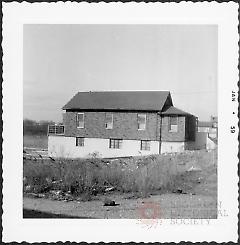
(23, 150, 217, 199)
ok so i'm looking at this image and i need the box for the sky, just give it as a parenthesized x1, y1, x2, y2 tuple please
(23, 24, 217, 122)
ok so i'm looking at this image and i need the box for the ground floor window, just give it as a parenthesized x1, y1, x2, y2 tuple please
(76, 137, 84, 147)
(109, 139, 123, 149)
(140, 140, 151, 151)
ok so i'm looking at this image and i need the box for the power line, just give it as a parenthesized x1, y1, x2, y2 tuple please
(171, 91, 216, 95)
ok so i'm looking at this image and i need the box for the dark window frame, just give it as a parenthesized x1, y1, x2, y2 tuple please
(76, 137, 84, 147)
(168, 116, 178, 132)
(140, 140, 151, 151)
(105, 113, 113, 129)
(137, 113, 147, 130)
(109, 138, 123, 149)
(76, 113, 84, 128)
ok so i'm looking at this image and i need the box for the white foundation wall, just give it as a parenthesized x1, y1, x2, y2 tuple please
(206, 137, 217, 150)
(160, 142, 185, 154)
(48, 136, 160, 158)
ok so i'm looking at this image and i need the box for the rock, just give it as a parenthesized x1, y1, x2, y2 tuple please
(25, 185, 31, 192)
(105, 186, 115, 192)
(173, 188, 188, 194)
(38, 193, 45, 198)
(103, 197, 117, 206)
(45, 177, 52, 184)
(91, 189, 98, 196)
(187, 166, 202, 172)
(50, 190, 62, 196)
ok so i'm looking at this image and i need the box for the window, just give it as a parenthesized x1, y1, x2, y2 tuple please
(77, 113, 84, 128)
(140, 140, 151, 151)
(105, 113, 113, 129)
(109, 139, 122, 149)
(137, 114, 146, 130)
(76, 137, 84, 147)
(169, 116, 178, 132)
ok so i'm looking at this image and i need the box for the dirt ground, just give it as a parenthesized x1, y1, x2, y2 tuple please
(23, 191, 217, 219)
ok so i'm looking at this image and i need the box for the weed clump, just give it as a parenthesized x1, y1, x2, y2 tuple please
(23, 150, 217, 199)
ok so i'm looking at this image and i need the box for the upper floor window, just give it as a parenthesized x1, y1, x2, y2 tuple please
(77, 113, 84, 128)
(105, 113, 113, 129)
(169, 116, 178, 132)
(76, 137, 84, 147)
(109, 139, 122, 149)
(137, 114, 146, 130)
(140, 140, 150, 151)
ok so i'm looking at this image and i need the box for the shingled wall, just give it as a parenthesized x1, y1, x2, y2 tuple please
(63, 111, 195, 142)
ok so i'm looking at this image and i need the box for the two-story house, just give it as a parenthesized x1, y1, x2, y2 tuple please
(48, 91, 197, 158)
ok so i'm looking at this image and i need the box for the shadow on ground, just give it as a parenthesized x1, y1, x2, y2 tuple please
(23, 209, 96, 219)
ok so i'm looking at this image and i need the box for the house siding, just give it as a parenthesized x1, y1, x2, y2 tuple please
(185, 116, 196, 141)
(160, 116, 186, 142)
(63, 111, 159, 141)
(161, 142, 185, 153)
(48, 136, 160, 158)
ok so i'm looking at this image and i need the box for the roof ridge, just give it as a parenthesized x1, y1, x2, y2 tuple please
(76, 90, 170, 93)
(62, 90, 172, 111)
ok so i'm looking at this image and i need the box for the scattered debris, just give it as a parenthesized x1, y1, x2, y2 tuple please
(25, 185, 32, 192)
(172, 188, 188, 194)
(196, 177, 203, 184)
(45, 177, 52, 184)
(52, 180, 62, 184)
(38, 193, 46, 198)
(105, 186, 115, 192)
(178, 162, 186, 165)
(26, 193, 39, 198)
(103, 197, 119, 206)
(49, 156, 55, 161)
(49, 190, 62, 196)
(187, 166, 202, 172)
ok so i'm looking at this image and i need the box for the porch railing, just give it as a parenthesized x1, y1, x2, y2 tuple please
(48, 125, 65, 135)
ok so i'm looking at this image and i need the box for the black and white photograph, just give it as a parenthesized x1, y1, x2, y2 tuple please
(2, 2, 238, 243)
(22, 24, 218, 219)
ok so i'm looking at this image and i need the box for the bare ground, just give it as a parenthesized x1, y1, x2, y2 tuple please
(23, 191, 217, 219)
(23, 149, 217, 219)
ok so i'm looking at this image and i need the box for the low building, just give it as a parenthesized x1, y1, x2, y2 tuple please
(48, 91, 197, 158)
(195, 116, 218, 150)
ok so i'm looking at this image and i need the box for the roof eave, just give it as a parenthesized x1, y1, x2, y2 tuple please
(63, 108, 162, 112)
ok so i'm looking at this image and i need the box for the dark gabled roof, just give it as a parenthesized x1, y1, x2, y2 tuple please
(62, 91, 171, 111)
(161, 106, 192, 116)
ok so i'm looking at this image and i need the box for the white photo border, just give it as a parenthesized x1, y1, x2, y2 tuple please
(2, 2, 239, 243)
